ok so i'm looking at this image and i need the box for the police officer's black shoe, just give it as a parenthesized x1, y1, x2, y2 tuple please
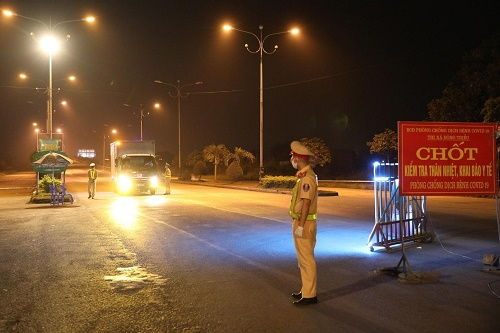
(293, 297, 318, 306)
(291, 291, 302, 299)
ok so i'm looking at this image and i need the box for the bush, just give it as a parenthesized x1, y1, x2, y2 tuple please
(192, 161, 208, 180)
(181, 169, 191, 181)
(260, 175, 296, 189)
(39, 174, 62, 193)
(226, 161, 243, 181)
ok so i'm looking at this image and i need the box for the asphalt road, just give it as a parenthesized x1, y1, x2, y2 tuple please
(0, 167, 499, 332)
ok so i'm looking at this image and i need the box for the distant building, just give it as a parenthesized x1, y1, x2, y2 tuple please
(77, 149, 96, 158)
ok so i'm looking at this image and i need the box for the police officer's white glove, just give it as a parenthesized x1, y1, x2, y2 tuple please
(295, 226, 304, 238)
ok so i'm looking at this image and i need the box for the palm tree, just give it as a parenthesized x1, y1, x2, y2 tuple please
(231, 147, 255, 165)
(203, 144, 231, 180)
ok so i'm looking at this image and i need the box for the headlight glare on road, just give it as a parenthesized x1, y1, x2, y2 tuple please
(118, 175, 132, 193)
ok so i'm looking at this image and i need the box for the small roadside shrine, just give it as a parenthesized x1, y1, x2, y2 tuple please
(32, 150, 73, 193)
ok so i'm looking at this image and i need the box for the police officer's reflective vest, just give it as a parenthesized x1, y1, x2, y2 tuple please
(289, 174, 318, 220)
(88, 169, 97, 180)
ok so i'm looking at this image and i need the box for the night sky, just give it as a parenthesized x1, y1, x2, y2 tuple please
(1, 0, 499, 169)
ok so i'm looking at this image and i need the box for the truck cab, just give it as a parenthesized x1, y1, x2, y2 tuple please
(110, 140, 159, 195)
(114, 154, 159, 194)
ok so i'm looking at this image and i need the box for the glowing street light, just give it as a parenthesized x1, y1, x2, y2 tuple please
(223, 24, 299, 180)
(3, 9, 95, 139)
(154, 80, 203, 172)
(19, 73, 75, 130)
(123, 103, 160, 141)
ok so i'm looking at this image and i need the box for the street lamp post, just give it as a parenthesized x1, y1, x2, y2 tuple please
(154, 80, 203, 173)
(223, 25, 299, 180)
(20, 73, 75, 136)
(123, 103, 160, 141)
(3, 9, 95, 139)
(102, 128, 117, 166)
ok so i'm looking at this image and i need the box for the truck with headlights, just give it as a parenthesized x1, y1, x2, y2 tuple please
(110, 140, 159, 195)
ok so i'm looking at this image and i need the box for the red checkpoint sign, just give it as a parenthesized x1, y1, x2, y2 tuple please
(398, 122, 497, 196)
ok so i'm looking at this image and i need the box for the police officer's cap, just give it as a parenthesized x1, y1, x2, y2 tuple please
(90, 163, 95, 167)
(290, 141, 313, 159)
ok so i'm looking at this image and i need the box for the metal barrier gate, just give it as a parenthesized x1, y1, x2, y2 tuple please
(367, 162, 435, 252)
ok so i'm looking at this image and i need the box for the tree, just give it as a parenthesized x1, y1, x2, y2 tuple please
(366, 128, 398, 162)
(231, 147, 255, 165)
(481, 96, 500, 123)
(299, 137, 332, 167)
(427, 34, 500, 122)
(224, 147, 255, 180)
(203, 144, 231, 180)
(185, 150, 204, 168)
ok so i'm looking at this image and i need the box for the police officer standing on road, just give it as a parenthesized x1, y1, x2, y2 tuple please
(88, 163, 98, 199)
(164, 162, 171, 195)
(289, 141, 319, 306)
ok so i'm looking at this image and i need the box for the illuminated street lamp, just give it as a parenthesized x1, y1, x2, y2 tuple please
(123, 103, 160, 141)
(3, 9, 95, 139)
(223, 24, 299, 179)
(20, 73, 74, 134)
(154, 80, 203, 172)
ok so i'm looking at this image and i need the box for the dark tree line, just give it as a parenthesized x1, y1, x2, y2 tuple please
(427, 33, 500, 123)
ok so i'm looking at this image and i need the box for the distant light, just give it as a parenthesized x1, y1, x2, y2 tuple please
(68, 76, 76, 81)
(19, 73, 27, 79)
(290, 28, 299, 34)
(111, 129, 117, 134)
(373, 161, 380, 167)
(223, 25, 232, 31)
(2, 10, 14, 16)
(154, 103, 160, 108)
(56, 128, 62, 133)
(60, 101, 67, 106)
(85, 16, 95, 23)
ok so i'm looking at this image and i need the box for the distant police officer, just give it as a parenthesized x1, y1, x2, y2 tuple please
(88, 162, 98, 199)
(289, 141, 319, 306)
(164, 162, 171, 195)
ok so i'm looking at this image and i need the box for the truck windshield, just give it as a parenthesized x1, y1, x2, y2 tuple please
(122, 156, 156, 170)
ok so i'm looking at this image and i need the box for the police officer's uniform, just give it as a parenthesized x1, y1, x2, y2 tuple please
(164, 162, 171, 195)
(289, 141, 318, 305)
(88, 163, 98, 199)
